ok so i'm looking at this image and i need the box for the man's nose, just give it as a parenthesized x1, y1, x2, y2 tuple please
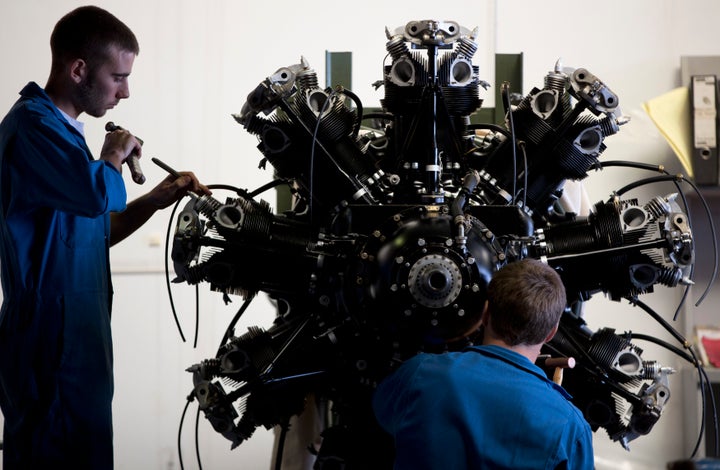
(117, 82, 130, 99)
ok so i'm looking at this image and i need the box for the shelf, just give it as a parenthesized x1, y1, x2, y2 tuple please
(703, 367, 720, 383)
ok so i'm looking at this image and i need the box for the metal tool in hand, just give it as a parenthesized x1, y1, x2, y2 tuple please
(151, 157, 199, 199)
(105, 121, 146, 184)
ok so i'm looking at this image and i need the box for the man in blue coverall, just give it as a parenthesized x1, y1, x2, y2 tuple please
(0, 6, 210, 469)
(372, 258, 594, 470)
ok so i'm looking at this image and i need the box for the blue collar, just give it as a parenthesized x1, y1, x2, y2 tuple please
(465, 344, 574, 399)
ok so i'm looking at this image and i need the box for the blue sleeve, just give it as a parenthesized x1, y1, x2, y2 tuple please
(561, 413, 595, 470)
(373, 355, 469, 470)
(10, 100, 126, 216)
(573, 422, 594, 470)
(372, 355, 425, 435)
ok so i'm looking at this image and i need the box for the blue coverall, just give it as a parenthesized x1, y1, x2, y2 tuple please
(0, 82, 127, 469)
(373, 344, 595, 470)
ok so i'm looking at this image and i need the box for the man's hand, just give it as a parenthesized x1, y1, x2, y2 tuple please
(109, 171, 211, 246)
(146, 172, 211, 209)
(100, 129, 142, 172)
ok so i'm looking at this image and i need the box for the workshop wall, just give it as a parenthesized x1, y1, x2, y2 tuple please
(0, 1, 718, 469)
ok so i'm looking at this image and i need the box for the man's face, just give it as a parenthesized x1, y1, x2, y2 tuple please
(78, 45, 135, 117)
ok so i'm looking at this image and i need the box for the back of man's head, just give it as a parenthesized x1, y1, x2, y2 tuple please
(50, 6, 139, 71)
(486, 259, 566, 346)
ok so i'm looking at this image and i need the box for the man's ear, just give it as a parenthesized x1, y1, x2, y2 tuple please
(480, 301, 490, 327)
(544, 324, 559, 343)
(69, 59, 88, 84)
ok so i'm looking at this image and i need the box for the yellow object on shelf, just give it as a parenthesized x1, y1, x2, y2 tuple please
(643, 86, 694, 178)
